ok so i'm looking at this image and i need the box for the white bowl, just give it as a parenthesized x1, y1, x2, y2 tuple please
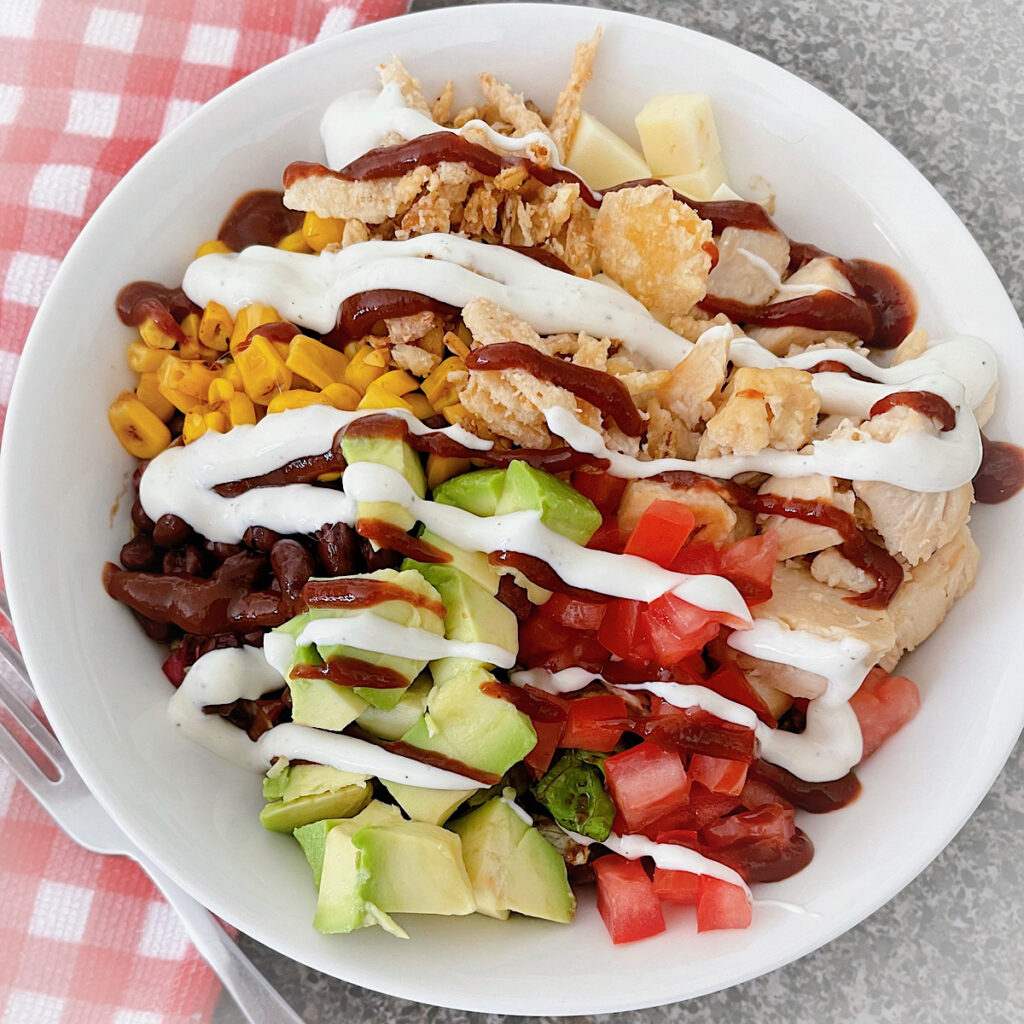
(3, 3, 1023, 1015)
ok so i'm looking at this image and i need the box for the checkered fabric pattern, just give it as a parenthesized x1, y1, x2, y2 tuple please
(0, 1, 407, 1021)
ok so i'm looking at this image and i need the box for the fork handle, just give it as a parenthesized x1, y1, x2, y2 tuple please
(140, 855, 308, 1024)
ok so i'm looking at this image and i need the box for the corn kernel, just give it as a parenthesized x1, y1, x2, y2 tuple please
(277, 229, 313, 254)
(426, 454, 472, 491)
(205, 410, 230, 433)
(195, 239, 232, 258)
(109, 392, 172, 458)
(375, 369, 419, 396)
(343, 340, 364, 359)
(230, 303, 281, 355)
(321, 382, 361, 411)
(358, 382, 414, 411)
(127, 340, 168, 374)
(235, 336, 293, 405)
(317, 471, 343, 483)
(208, 377, 235, 406)
(442, 403, 469, 426)
(181, 313, 200, 341)
(302, 211, 345, 252)
(136, 373, 176, 422)
(343, 346, 388, 393)
(220, 362, 243, 390)
(422, 356, 466, 409)
(227, 393, 258, 427)
(158, 356, 219, 401)
(183, 409, 209, 444)
(139, 317, 179, 350)
(267, 389, 332, 414)
(199, 302, 233, 353)
(404, 391, 435, 420)
(272, 340, 292, 362)
(285, 336, 349, 390)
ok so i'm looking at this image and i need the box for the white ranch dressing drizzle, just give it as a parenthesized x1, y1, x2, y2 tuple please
(340, 461, 751, 623)
(544, 398, 980, 493)
(320, 80, 564, 172)
(562, 827, 750, 893)
(182, 234, 692, 367)
(295, 614, 516, 669)
(508, 666, 596, 694)
(168, 646, 479, 789)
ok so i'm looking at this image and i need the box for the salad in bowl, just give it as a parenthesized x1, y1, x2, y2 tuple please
(100, 28, 1018, 947)
(5, 3, 1023, 1013)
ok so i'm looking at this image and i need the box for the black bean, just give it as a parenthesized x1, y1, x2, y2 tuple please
(131, 498, 155, 533)
(360, 535, 401, 572)
(120, 534, 160, 572)
(243, 526, 281, 553)
(315, 522, 359, 576)
(153, 513, 191, 547)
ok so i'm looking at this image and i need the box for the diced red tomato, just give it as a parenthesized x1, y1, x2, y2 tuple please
(703, 662, 777, 727)
(688, 754, 749, 796)
(542, 592, 608, 631)
(161, 645, 188, 687)
(624, 500, 696, 568)
(700, 803, 795, 850)
(518, 613, 575, 662)
(643, 787, 741, 838)
(849, 667, 921, 760)
(586, 514, 625, 553)
(670, 542, 721, 577)
(598, 598, 653, 662)
(510, 685, 568, 778)
(593, 855, 666, 944)
(570, 470, 628, 512)
(538, 631, 608, 674)
(718, 532, 778, 605)
(643, 593, 721, 666)
(561, 694, 629, 753)
(696, 875, 752, 932)
(652, 868, 700, 905)
(640, 706, 757, 763)
(738, 775, 792, 811)
(604, 741, 690, 832)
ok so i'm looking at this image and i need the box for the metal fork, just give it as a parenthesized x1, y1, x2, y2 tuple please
(0, 589, 308, 1024)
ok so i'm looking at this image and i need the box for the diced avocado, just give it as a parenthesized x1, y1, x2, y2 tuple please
(313, 811, 407, 937)
(411, 531, 551, 605)
(289, 677, 369, 731)
(433, 468, 506, 516)
(355, 674, 432, 741)
(272, 569, 445, 712)
(400, 663, 536, 777)
(340, 434, 426, 533)
(381, 781, 477, 825)
(404, 562, 518, 670)
(415, 529, 501, 594)
(354, 821, 476, 917)
(531, 750, 615, 842)
(295, 800, 402, 888)
(494, 461, 601, 546)
(263, 762, 368, 802)
(451, 795, 576, 923)
(259, 785, 371, 834)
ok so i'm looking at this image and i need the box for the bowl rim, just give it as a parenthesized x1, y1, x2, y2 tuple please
(3, 2, 1023, 1014)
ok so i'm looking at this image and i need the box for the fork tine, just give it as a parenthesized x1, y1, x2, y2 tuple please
(0, 712, 58, 804)
(0, 650, 66, 768)
(0, 632, 29, 685)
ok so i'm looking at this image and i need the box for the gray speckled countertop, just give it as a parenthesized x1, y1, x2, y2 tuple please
(215, 1, 1024, 1020)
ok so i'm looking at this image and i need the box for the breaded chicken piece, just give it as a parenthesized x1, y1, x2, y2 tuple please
(698, 366, 820, 457)
(617, 478, 750, 547)
(706, 227, 790, 306)
(655, 328, 729, 431)
(593, 185, 713, 315)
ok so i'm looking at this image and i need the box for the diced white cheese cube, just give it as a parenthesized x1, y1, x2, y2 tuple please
(635, 93, 721, 176)
(711, 182, 743, 201)
(565, 111, 651, 191)
(661, 152, 729, 201)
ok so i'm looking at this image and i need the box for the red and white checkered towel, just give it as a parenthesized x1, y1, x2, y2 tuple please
(0, 1, 407, 1021)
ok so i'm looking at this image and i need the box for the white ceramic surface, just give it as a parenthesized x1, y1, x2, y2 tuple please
(3, 4, 1023, 1015)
